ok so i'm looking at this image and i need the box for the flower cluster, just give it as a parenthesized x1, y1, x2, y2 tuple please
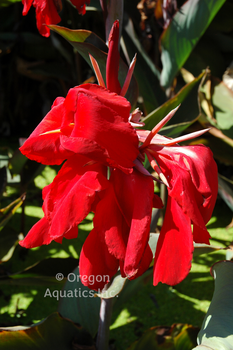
(22, 0, 90, 37)
(19, 21, 218, 290)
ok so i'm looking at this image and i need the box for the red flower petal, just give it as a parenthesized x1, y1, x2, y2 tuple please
(126, 244, 153, 280)
(65, 84, 139, 171)
(93, 182, 128, 261)
(79, 228, 119, 290)
(54, 226, 78, 244)
(70, 0, 90, 15)
(46, 155, 108, 240)
(111, 169, 154, 278)
(19, 217, 52, 248)
(20, 97, 73, 165)
(153, 196, 194, 286)
(154, 145, 218, 243)
(34, 0, 61, 37)
(22, 0, 33, 15)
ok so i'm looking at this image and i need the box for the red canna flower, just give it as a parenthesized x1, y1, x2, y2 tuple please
(19, 20, 218, 291)
(22, 0, 90, 37)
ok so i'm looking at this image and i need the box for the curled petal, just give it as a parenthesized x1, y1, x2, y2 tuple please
(20, 97, 72, 165)
(155, 145, 217, 242)
(67, 84, 139, 171)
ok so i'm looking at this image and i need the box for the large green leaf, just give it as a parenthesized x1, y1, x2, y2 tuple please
(0, 312, 94, 349)
(49, 25, 138, 108)
(58, 266, 100, 337)
(193, 261, 233, 350)
(160, 0, 226, 88)
(142, 71, 204, 132)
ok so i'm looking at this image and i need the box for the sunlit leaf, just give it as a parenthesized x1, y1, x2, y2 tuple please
(160, 0, 226, 88)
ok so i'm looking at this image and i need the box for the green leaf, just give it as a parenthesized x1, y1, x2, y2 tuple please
(193, 243, 226, 257)
(0, 194, 25, 231)
(193, 261, 233, 350)
(58, 266, 100, 337)
(160, 0, 226, 88)
(142, 71, 204, 132)
(49, 25, 138, 108)
(0, 312, 94, 349)
(0, 257, 79, 285)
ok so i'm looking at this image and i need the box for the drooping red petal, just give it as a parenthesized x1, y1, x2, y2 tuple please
(79, 228, 119, 290)
(106, 20, 121, 94)
(153, 196, 194, 286)
(111, 168, 154, 278)
(34, 0, 61, 37)
(20, 97, 73, 165)
(19, 217, 51, 248)
(45, 155, 109, 240)
(153, 144, 218, 244)
(22, 0, 33, 15)
(70, 0, 90, 15)
(93, 182, 127, 261)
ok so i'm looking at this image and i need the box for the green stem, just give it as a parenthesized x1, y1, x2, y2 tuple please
(96, 298, 113, 350)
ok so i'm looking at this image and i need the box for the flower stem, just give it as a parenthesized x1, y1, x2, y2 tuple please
(96, 298, 113, 350)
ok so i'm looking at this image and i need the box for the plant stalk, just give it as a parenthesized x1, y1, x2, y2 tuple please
(96, 297, 113, 350)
